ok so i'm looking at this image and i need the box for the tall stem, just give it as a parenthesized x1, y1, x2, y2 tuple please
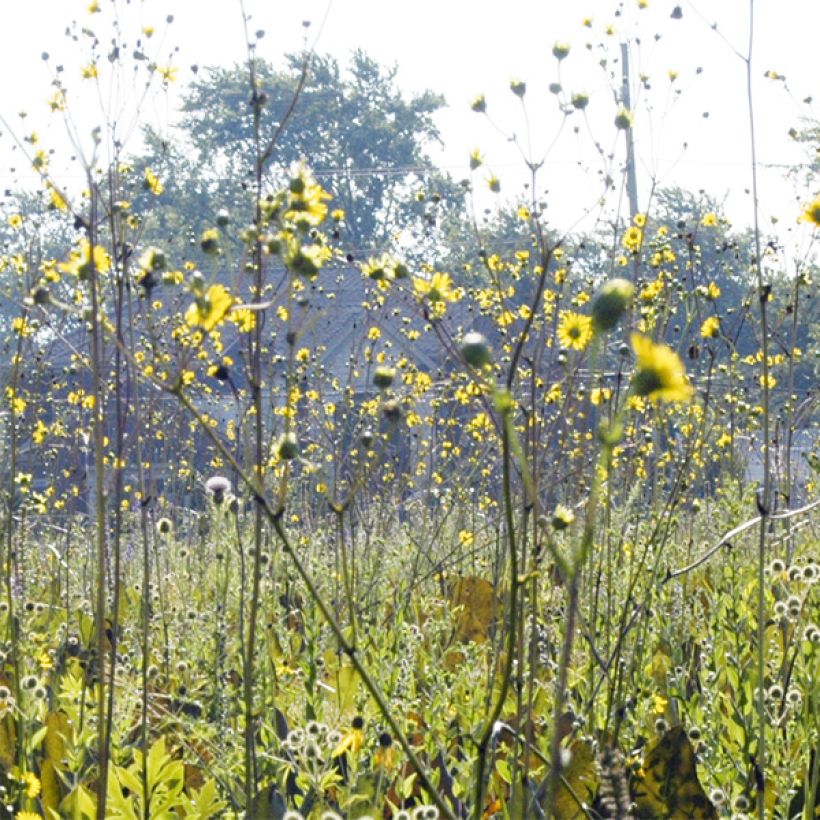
(744, 3, 771, 815)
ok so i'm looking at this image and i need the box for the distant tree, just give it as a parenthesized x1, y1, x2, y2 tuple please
(138, 50, 465, 259)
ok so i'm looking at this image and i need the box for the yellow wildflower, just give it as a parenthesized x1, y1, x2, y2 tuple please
(185, 284, 234, 332)
(285, 166, 331, 228)
(58, 239, 111, 280)
(700, 316, 720, 339)
(622, 225, 643, 253)
(799, 194, 820, 227)
(20, 771, 40, 799)
(414, 271, 461, 304)
(630, 334, 693, 403)
(557, 311, 593, 351)
(144, 167, 164, 196)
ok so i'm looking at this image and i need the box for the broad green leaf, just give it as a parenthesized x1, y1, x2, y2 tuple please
(335, 665, 358, 716)
(60, 783, 97, 820)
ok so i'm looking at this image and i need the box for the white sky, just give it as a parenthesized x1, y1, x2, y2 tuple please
(1, 0, 818, 241)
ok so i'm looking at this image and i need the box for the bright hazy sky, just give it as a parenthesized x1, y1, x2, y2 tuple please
(1, 0, 818, 241)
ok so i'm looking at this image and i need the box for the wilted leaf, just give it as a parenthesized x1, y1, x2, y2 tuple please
(633, 726, 717, 818)
(447, 575, 498, 642)
(0, 713, 17, 768)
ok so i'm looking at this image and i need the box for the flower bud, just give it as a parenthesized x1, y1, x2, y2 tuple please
(373, 366, 396, 389)
(460, 332, 492, 368)
(592, 277, 634, 332)
(277, 432, 299, 460)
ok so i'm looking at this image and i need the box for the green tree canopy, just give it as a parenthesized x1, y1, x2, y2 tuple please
(172, 50, 463, 255)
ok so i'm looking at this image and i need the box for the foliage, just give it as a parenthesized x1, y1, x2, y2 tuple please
(0, 2, 818, 819)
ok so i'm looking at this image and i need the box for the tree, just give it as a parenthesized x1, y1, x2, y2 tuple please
(149, 50, 465, 258)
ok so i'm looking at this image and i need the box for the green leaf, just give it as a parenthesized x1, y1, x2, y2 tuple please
(60, 783, 97, 820)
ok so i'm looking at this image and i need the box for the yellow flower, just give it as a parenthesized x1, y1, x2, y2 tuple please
(285, 166, 331, 228)
(622, 225, 643, 253)
(144, 167, 164, 196)
(590, 387, 612, 406)
(700, 212, 718, 227)
(630, 334, 693, 402)
(20, 771, 41, 799)
(414, 272, 460, 304)
(700, 316, 720, 339)
(283, 240, 331, 279)
(230, 308, 256, 332)
(333, 724, 365, 758)
(185, 284, 234, 331)
(58, 239, 111, 280)
(799, 194, 820, 227)
(81, 63, 98, 79)
(16, 812, 42, 820)
(557, 311, 593, 351)
(7, 214, 23, 229)
(157, 65, 177, 83)
(48, 90, 67, 112)
(48, 185, 68, 212)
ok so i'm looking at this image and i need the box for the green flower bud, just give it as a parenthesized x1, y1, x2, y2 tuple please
(460, 332, 492, 368)
(614, 107, 634, 130)
(552, 42, 571, 60)
(200, 228, 220, 256)
(373, 366, 396, 389)
(470, 94, 487, 113)
(592, 277, 634, 332)
(277, 432, 299, 460)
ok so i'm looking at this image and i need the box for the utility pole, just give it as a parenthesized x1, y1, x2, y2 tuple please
(620, 42, 640, 220)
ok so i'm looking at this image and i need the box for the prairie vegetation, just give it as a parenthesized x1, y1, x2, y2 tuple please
(0, 2, 818, 819)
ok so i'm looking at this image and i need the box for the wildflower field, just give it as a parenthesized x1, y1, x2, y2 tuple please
(0, 2, 818, 818)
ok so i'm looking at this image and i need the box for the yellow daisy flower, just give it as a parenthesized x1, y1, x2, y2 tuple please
(557, 311, 593, 351)
(185, 284, 234, 332)
(630, 334, 693, 402)
(799, 194, 820, 227)
(700, 316, 720, 338)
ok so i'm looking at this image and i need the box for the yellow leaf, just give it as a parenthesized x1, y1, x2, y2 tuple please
(553, 739, 597, 820)
(45, 711, 70, 768)
(447, 576, 498, 643)
(0, 713, 17, 768)
(40, 759, 63, 815)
